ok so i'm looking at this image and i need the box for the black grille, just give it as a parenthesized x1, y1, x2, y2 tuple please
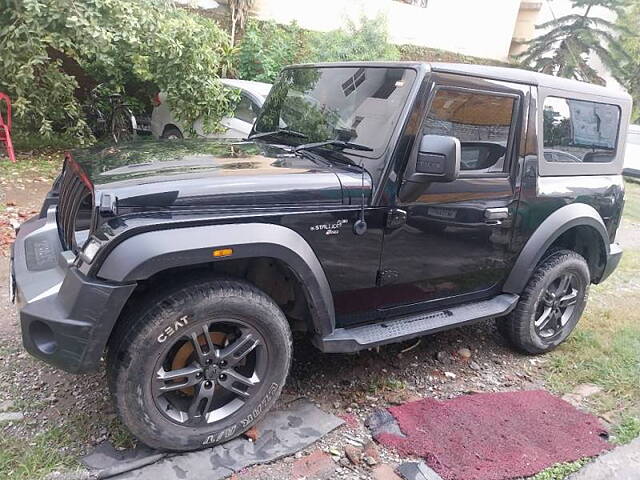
(56, 162, 92, 251)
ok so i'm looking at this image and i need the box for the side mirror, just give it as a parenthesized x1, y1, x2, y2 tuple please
(399, 135, 461, 203)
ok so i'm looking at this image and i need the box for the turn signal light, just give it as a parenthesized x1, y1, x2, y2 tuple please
(213, 248, 233, 258)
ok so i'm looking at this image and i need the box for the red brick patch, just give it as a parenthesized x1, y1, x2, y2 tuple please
(291, 449, 335, 479)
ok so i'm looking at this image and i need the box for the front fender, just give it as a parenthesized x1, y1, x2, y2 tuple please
(97, 223, 335, 336)
(503, 203, 610, 294)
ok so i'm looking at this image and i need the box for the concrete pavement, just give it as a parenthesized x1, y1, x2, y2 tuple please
(568, 436, 640, 480)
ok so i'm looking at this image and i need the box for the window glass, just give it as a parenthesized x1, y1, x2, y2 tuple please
(543, 97, 620, 163)
(423, 89, 515, 172)
(233, 95, 259, 124)
(254, 67, 417, 157)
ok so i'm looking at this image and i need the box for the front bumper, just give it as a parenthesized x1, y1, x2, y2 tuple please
(11, 207, 136, 373)
(600, 242, 623, 283)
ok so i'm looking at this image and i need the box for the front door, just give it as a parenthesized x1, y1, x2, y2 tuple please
(377, 76, 526, 317)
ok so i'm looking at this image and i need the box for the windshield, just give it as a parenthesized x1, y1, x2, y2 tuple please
(253, 66, 417, 157)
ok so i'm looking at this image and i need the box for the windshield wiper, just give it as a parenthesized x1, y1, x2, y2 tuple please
(247, 129, 308, 140)
(294, 140, 373, 153)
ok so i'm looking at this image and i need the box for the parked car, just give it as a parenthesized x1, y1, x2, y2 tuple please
(12, 62, 629, 452)
(623, 124, 640, 177)
(151, 78, 271, 140)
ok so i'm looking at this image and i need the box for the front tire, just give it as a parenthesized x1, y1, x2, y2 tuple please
(501, 250, 590, 354)
(107, 278, 292, 451)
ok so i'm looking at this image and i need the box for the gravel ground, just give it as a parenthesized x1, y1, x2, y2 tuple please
(0, 171, 637, 480)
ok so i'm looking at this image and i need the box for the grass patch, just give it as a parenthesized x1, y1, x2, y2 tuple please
(613, 414, 640, 445)
(10, 132, 80, 152)
(0, 427, 78, 480)
(542, 187, 640, 446)
(622, 179, 640, 224)
(528, 458, 590, 480)
(0, 151, 63, 179)
(545, 252, 640, 436)
(368, 377, 407, 394)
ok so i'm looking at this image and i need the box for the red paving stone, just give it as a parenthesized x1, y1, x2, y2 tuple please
(375, 390, 612, 480)
(372, 464, 404, 480)
(291, 449, 336, 479)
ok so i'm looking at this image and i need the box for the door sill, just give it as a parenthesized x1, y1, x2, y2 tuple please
(313, 293, 518, 353)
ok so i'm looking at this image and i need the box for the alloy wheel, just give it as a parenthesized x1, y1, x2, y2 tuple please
(151, 319, 267, 426)
(534, 273, 580, 340)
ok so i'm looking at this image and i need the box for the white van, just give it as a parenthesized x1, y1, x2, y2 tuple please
(623, 124, 640, 177)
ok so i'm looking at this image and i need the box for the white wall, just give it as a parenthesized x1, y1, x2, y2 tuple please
(253, 0, 522, 61)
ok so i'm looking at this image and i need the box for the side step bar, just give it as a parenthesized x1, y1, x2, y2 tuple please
(314, 294, 519, 353)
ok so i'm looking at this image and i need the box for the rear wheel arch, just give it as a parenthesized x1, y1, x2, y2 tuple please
(504, 203, 609, 294)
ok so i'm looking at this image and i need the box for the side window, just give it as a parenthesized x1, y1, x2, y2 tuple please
(543, 97, 620, 163)
(423, 89, 516, 173)
(233, 95, 259, 124)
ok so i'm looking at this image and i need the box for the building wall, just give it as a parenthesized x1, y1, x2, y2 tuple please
(253, 0, 523, 61)
(509, 1, 542, 57)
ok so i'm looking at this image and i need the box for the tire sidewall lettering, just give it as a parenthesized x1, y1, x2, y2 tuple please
(202, 382, 279, 445)
(157, 315, 190, 343)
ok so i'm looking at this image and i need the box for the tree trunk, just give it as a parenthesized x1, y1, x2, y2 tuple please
(230, 7, 237, 47)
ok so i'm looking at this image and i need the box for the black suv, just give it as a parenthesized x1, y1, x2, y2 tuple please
(11, 62, 629, 451)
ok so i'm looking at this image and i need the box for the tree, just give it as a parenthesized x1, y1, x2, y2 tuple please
(518, 0, 630, 85)
(0, 0, 236, 142)
(229, 0, 255, 47)
(614, 0, 640, 122)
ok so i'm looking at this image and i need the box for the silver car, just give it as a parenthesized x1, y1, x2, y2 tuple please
(151, 79, 272, 140)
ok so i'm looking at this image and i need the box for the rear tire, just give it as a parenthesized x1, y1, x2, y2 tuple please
(500, 250, 590, 354)
(107, 278, 292, 451)
(161, 126, 183, 140)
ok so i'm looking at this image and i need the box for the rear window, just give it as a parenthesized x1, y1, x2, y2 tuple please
(543, 97, 620, 163)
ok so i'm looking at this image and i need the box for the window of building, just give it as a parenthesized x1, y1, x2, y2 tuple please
(394, 0, 428, 7)
(543, 97, 620, 163)
(423, 89, 516, 173)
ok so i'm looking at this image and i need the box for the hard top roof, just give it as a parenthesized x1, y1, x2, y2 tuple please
(287, 61, 631, 102)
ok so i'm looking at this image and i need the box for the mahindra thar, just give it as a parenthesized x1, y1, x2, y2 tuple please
(11, 62, 630, 451)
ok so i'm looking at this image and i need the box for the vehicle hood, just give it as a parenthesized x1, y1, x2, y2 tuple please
(68, 140, 367, 208)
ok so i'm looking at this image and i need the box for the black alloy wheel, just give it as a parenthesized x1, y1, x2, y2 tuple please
(152, 320, 267, 426)
(107, 278, 292, 451)
(533, 272, 580, 340)
(500, 250, 590, 354)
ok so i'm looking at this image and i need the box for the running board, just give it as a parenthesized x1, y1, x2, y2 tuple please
(314, 294, 519, 353)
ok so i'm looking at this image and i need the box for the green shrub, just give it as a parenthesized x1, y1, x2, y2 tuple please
(305, 14, 400, 63)
(398, 44, 510, 66)
(0, 0, 236, 143)
(235, 20, 305, 83)
(236, 14, 400, 83)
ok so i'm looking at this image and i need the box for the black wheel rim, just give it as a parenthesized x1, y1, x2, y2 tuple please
(151, 319, 267, 426)
(535, 273, 580, 340)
